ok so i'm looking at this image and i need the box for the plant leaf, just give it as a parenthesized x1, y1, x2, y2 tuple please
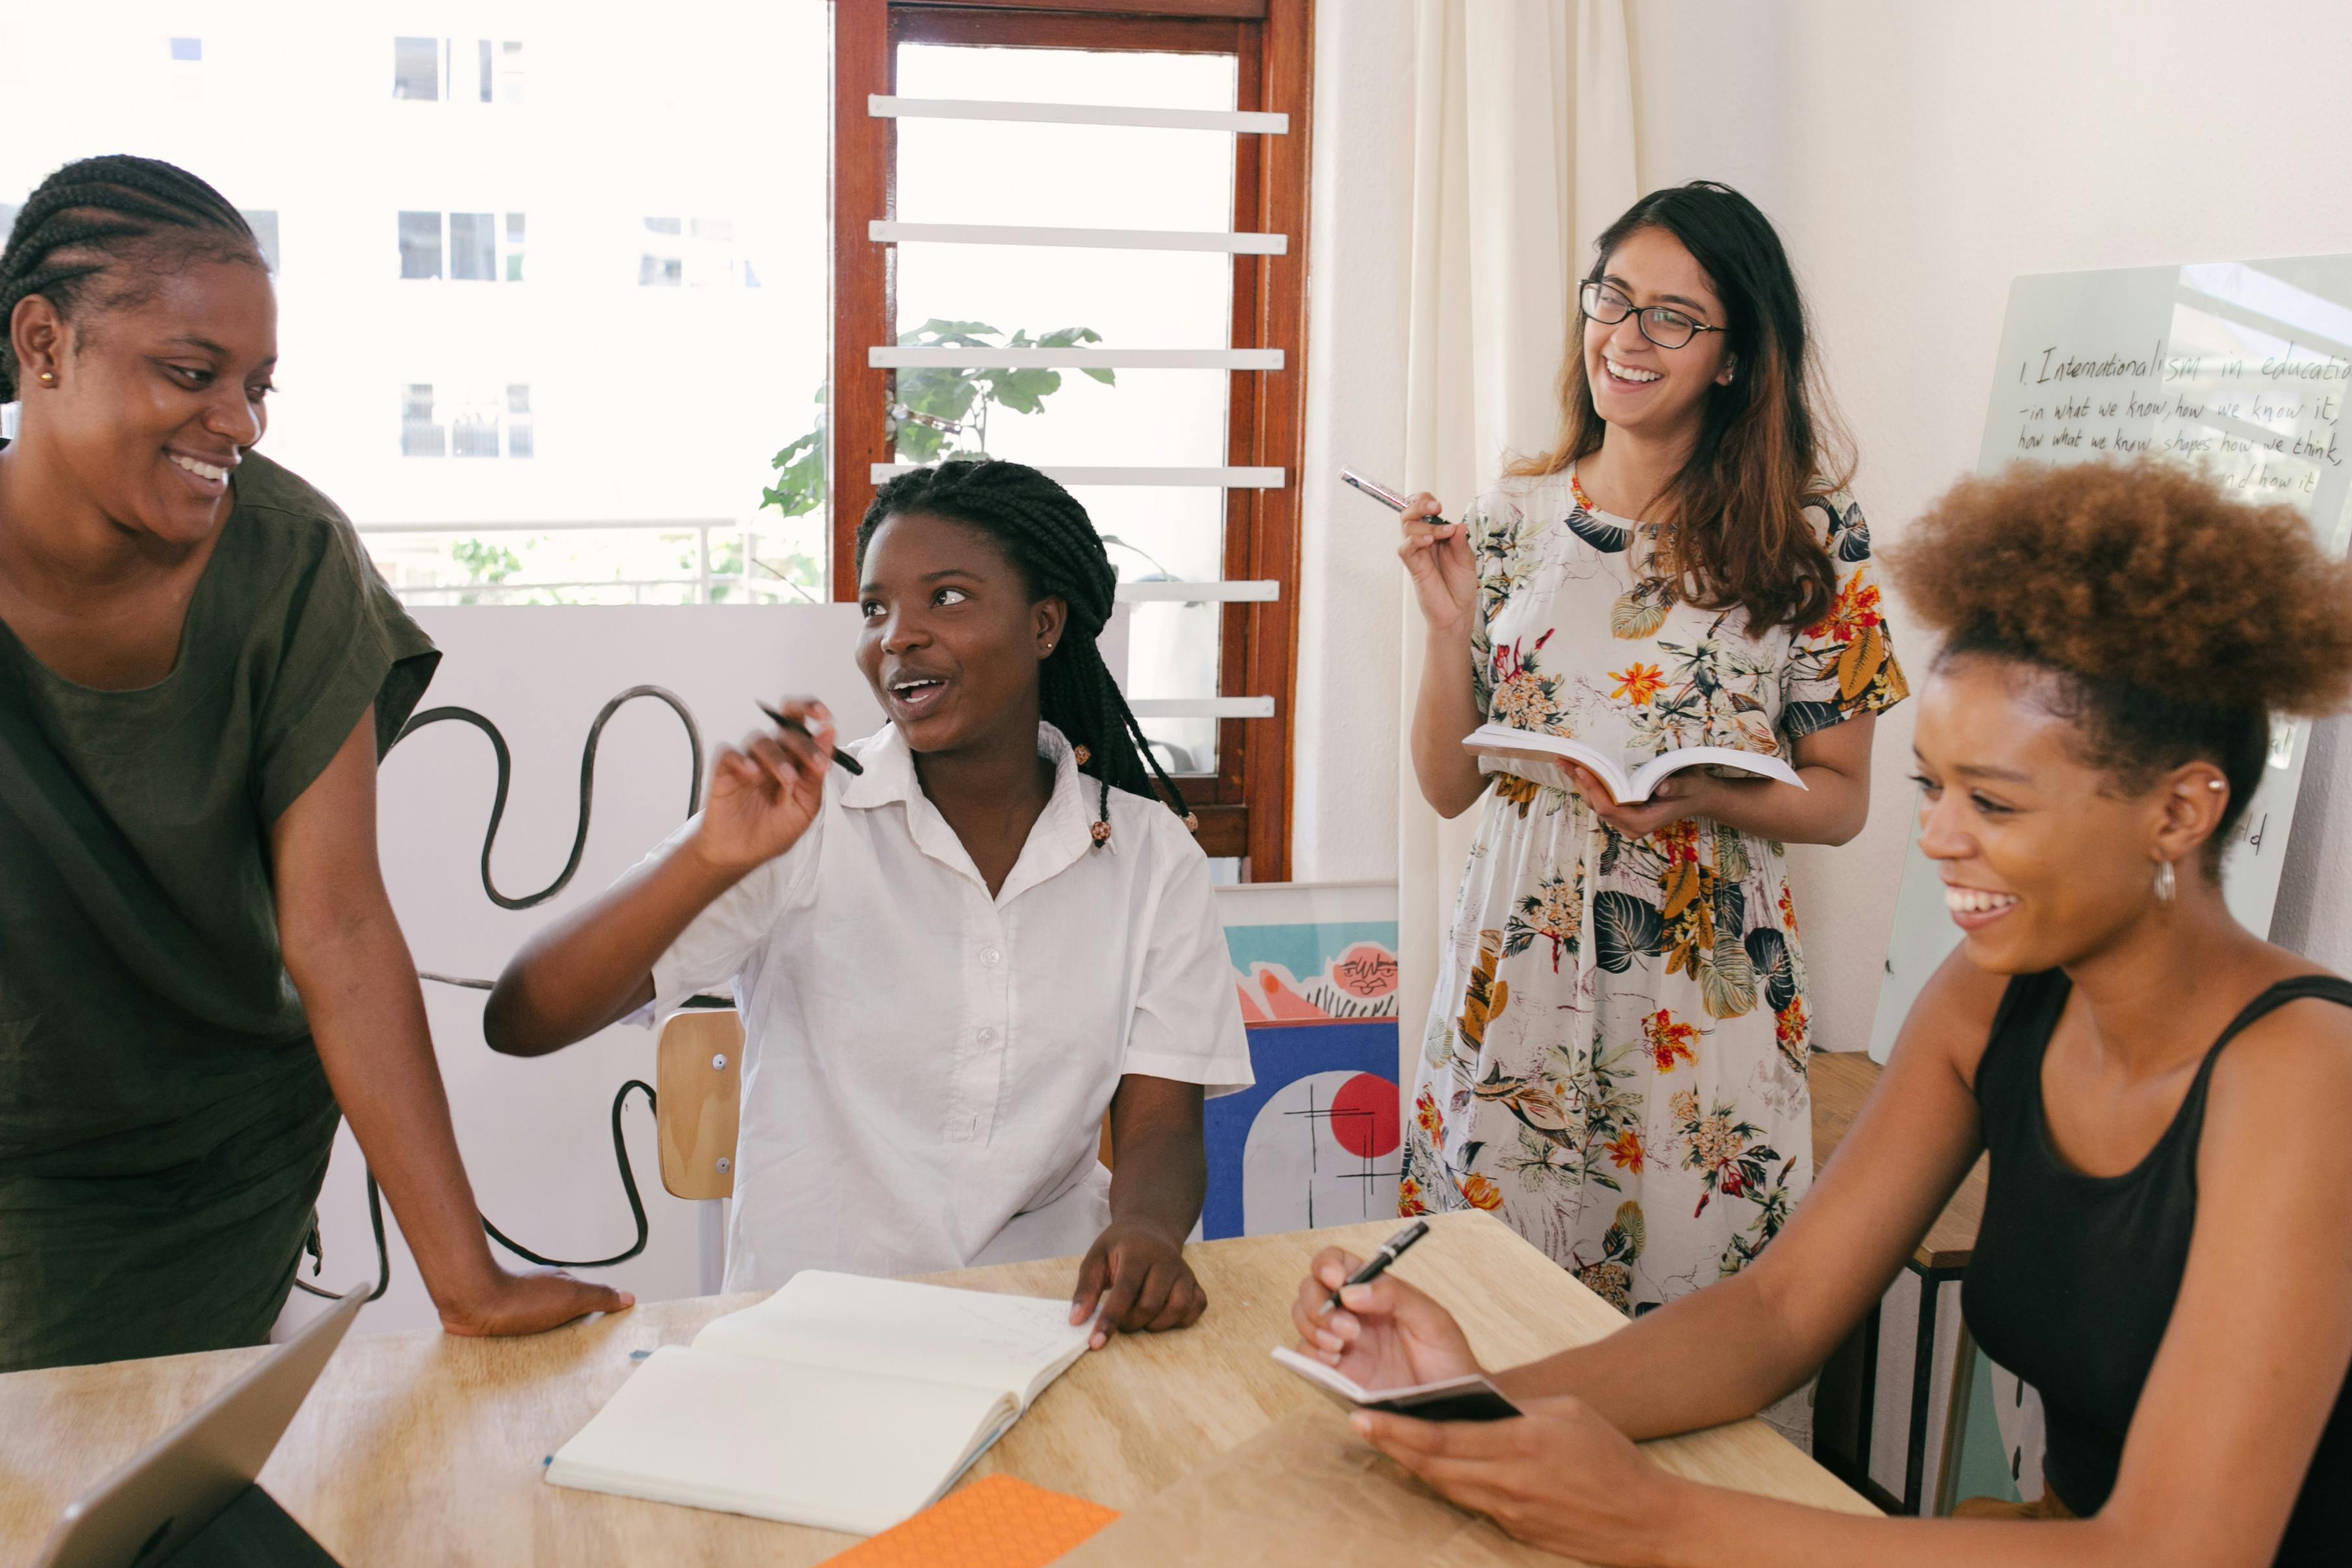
(1593, 891, 1663, 974)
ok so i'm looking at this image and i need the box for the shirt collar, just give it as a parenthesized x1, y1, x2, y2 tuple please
(839, 721, 1101, 901)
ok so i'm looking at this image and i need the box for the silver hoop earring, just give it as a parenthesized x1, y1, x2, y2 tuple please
(2153, 858, 2177, 906)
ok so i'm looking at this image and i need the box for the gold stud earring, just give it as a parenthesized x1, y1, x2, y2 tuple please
(1072, 745, 1091, 766)
(38, 370, 56, 385)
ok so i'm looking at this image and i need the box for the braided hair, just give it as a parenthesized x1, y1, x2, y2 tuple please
(1, 155, 260, 402)
(855, 460, 1193, 847)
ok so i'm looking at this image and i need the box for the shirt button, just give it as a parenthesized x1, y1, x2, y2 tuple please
(979, 1027, 998, 1044)
(981, 947, 1002, 968)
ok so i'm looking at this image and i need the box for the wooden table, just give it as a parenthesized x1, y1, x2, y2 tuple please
(1809, 1051, 1987, 1516)
(0, 1213, 1867, 1565)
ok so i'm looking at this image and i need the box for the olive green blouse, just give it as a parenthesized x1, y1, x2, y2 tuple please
(0, 450, 437, 1371)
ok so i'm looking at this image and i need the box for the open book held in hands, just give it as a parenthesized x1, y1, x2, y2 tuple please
(1462, 721, 1804, 805)
(546, 1272, 1095, 1536)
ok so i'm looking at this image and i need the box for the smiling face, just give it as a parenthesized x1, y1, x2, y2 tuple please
(1581, 225, 1734, 445)
(855, 509, 1066, 756)
(16, 254, 277, 546)
(1910, 656, 2217, 972)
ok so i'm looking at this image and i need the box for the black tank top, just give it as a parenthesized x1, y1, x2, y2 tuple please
(1962, 971, 2352, 1563)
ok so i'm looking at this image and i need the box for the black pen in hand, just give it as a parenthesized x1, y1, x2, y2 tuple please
(755, 702, 864, 776)
(1319, 1219, 1430, 1317)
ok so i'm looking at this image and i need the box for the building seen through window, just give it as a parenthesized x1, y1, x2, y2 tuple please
(0, 5, 829, 604)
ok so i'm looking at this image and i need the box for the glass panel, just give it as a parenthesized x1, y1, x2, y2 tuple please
(393, 36, 438, 101)
(2, 6, 832, 604)
(448, 212, 495, 281)
(396, 211, 441, 279)
(400, 385, 444, 457)
(889, 44, 1239, 769)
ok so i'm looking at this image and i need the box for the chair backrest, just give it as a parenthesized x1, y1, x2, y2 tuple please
(656, 1009, 744, 1200)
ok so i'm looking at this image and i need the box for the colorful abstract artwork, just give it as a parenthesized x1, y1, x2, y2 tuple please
(1203, 884, 1402, 1240)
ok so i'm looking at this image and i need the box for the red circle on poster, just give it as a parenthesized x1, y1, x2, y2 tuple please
(1329, 1072, 1401, 1159)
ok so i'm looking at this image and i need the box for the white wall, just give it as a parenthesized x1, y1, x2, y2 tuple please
(1292, 2, 1415, 881)
(1296, 0, 2352, 1044)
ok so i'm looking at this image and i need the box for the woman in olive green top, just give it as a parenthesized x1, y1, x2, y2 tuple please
(0, 157, 629, 1370)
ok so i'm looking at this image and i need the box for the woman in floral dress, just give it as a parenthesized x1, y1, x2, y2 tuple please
(1397, 183, 1906, 1323)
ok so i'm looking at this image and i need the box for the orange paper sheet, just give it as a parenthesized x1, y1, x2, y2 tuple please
(819, 1474, 1118, 1568)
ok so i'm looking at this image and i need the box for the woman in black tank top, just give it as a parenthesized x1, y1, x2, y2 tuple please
(1276, 459, 2352, 1566)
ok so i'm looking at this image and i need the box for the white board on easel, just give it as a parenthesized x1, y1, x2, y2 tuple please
(1869, 255, 2352, 1061)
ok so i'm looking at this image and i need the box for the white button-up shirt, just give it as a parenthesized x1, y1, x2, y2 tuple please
(643, 722, 1252, 1291)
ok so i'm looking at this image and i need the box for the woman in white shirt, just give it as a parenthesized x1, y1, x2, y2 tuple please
(487, 461, 1253, 1344)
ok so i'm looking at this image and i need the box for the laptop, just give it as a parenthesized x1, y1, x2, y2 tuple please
(33, 1282, 368, 1568)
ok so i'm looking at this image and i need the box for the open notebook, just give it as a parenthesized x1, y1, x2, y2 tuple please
(1464, 721, 1804, 805)
(545, 1272, 1094, 1536)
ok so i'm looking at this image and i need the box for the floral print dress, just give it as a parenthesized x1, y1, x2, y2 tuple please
(1401, 469, 1906, 1316)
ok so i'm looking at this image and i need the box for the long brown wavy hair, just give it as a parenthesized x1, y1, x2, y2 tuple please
(1512, 181, 1846, 633)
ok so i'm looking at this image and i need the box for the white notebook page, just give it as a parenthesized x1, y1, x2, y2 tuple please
(547, 1346, 1011, 1536)
(691, 1272, 1092, 1405)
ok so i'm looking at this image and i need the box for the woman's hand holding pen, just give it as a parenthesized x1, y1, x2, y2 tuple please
(1397, 493, 1477, 635)
(692, 697, 836, 875)
(1291, 1246, 1679, 1564)
(1289, 1246, 1482, 1389)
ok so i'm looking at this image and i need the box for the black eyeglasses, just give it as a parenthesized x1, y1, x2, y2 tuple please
(1578, 281, 1725, 351)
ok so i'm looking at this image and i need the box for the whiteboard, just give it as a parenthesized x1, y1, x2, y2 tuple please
(285, 605, 881, 1335)
(1868, 255, 2352, 1060)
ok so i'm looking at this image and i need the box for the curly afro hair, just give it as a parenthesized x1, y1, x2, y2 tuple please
(1887, 457, 2352, 862)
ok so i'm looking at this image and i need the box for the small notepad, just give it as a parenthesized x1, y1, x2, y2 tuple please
(817, 1474, 1118, 1567)
(545, 1272, 1094, 1536)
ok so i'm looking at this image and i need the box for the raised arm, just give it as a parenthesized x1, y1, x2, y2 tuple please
(484, 701, 834, 1056)
(1399, 493, 1490, 819)
(274, 710, 629, 1333)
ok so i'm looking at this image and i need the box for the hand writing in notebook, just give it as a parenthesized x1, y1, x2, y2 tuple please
(1068, 1222, 1205, 1350)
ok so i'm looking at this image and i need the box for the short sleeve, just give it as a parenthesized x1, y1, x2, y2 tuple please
(252, 505, 439, 823)
(1120, 834, 1254, 1098)
(1779, 495, 1909, 741)
(643, 810, 825, 1014)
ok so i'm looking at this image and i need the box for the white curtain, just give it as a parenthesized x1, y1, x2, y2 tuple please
(1394, 0, 1639, 1068)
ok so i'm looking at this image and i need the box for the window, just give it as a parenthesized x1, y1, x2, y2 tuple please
(402, 383, 532, 459)
(506, 385, 534, 458)
(397, 211, 441, 279)
(393, 37, 523, 105)
(401, 385, 445, 456)
(393, 36, 439, 100)
(168, 35, 201, 100)
(398, 210, 523, 282)
(640, 218, 757, 288)
(834, 0, 1312, 877)
(449, 212, 495, 280)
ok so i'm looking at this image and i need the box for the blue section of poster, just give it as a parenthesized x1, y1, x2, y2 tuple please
(1202, 1020, 1400, 1240)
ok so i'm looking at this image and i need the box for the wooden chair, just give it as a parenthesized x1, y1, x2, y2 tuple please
(656, 1009, 742, 1294)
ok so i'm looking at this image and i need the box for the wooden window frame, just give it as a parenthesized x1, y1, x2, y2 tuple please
(831, 0, 1312, 879)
